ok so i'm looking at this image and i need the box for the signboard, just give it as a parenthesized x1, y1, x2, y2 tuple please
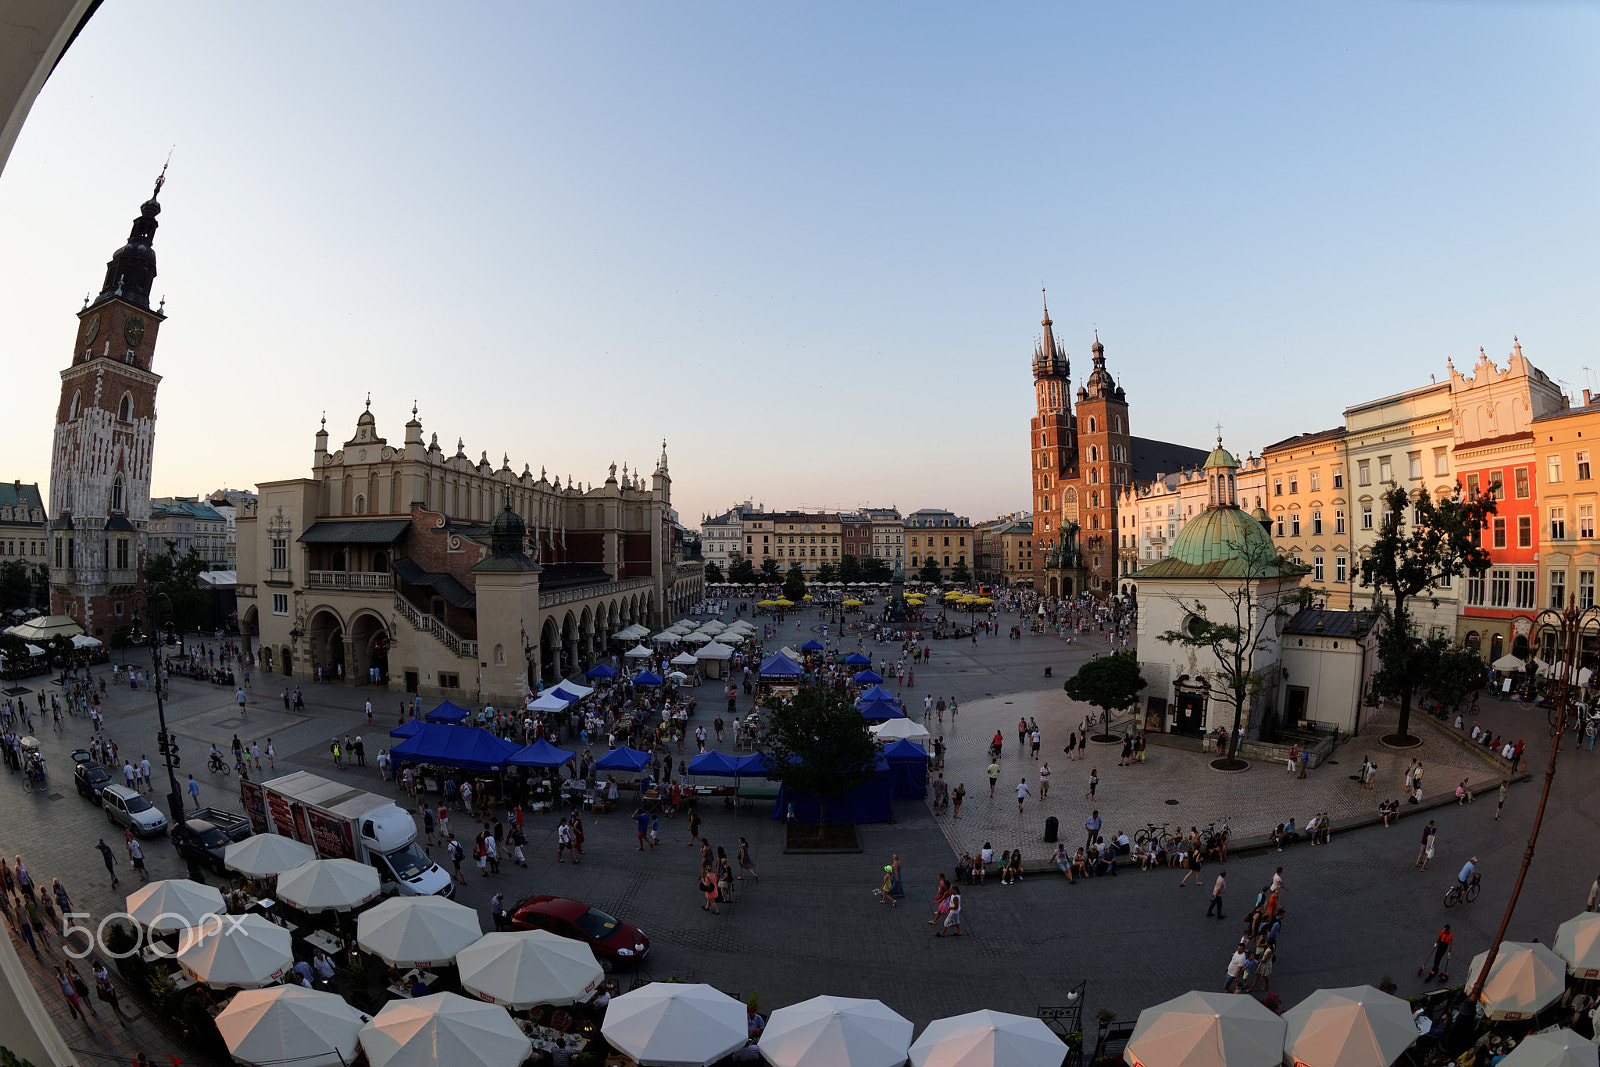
(266, 791, 296, 839)
(306, 808, 354, 860)
(239, 780, 268, 833)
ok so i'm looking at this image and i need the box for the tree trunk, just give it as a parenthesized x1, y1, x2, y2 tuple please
(816, 799, 827, 842)
(1396, 681, 1414, 741)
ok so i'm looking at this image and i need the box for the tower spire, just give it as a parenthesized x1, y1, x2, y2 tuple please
(93, 172, 165, 310)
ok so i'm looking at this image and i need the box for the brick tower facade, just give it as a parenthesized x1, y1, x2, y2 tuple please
(49, 174, 169, 636)
(1030, 295, 1076, 584)
(1073, 333, 1130, 590)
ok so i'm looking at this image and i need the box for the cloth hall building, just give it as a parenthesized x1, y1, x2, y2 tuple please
(237, 407, 702, 707)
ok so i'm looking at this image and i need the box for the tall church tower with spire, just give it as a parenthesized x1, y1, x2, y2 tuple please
(1073, 332, 1130, 591)
(49, 174, 170, 635)
(1029, 292, 1077, 588)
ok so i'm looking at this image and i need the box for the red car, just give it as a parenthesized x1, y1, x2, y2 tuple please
(509, 895, 649, 970)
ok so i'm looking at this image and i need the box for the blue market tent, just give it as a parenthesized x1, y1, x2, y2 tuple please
(844, 653, 872, 666)
(687, 751, 741, 777)
(859, 698, 905, 721)
(759, 652, 803, 678)
(852, 670, 884, 684)
(632, 670, 664, 687)
(731, 753, 769, 777)
(584, 664, 619, 681)
(389, 719, 423, 739)
(389, 724, 521, 772)
(800, 639, 825, 652)
(424, 701, 473, 724)
(507, 738, 577, 768)
(772, 752, 892, 824)
(882, 738, 929, 799)
(859, 685, 897, 703)
(594, 746, 651, 773)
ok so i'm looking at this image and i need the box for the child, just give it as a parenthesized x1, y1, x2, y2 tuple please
(648, 816, 660, 848)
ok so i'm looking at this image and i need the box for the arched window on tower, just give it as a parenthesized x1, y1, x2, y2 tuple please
(117, 393, 132, 422)
(68, 391, 81, 420)
(1089, 417, 1097, 433)
(110, 474, 124, 513)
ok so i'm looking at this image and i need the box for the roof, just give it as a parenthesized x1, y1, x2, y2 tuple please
(0, 482, 45, 518)
(1130, 507, 1298, 580)
(151, 500, 226, 523)
(104, 514, 136, 532)
(1130, 437, 1211, 483)
(1262, 427, 1346, 455)
(1284, 607, 1378, 639)
(537, 562, 611, 590)
(296, 519, 411, 544)
(393, 558, 477, 609)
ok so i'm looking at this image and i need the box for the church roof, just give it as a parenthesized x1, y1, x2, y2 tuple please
(1130, 437, 1210, 483)
(297, 519, 411, 544)
(1284, 607, 1378, 639)
(1130, 506, 1296, 580)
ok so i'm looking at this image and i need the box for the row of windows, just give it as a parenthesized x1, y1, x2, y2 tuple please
(1546, 505, 1598, 540)
(2, 540, 44, 556)
(909, 555, 967, 566)
(1464, 568, 1600, 610)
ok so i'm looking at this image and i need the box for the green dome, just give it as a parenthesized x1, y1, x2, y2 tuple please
(1250, 506, 1270, 524)
(1132, 505, 1284, 579)
(1204, 445, 1239, 469)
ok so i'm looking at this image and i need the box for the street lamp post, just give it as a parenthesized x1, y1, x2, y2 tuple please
(129, 591, 187, 828)
(1466, 597, 1596, 1011)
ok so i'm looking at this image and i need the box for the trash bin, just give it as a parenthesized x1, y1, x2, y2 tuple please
(1044, 666, 1052, 678)
(1044, 816, 1059, 843)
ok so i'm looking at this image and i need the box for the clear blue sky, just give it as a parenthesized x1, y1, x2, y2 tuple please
(3, 2, 1596, 527)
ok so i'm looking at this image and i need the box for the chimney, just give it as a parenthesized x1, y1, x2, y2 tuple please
(1586, 389, 1592, 407)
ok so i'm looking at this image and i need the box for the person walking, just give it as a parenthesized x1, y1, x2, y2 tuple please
(54, 965, 92, 1026)
(633, 808, 650, 851)
(699, 866, 721, 914)
(935, 886, 963, 936)
(1419, 827, 1436, 871)
(1039, 761, 1051, 799)
(92, 958, 128, 1026)
(1224, 940, 1249, 992)
(987, 760, 1000, 797)
(95, 840, 118, 887)
(1496, 780, 1509, 821)
(688, 810, 703, 848)
(187, 774, 200, 809)
(1085, 768, 1098, 801)
(738, 837, 756, 880)
(1015, 778, 1030, 813)
(127, 837, 147, 882)
(951, 783, 965, 820)
(1206, 870, 1228, 919)
(1414, 820, 1435, 869)
(555, 819, 572, 863)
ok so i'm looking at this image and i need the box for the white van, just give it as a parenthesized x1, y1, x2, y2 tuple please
(102, 784, 168, 837)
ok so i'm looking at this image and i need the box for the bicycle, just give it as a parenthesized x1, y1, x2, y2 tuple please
(1134, 821, 1176, 850)
(208, 752, 231, 776)
(1444, 874, 1481, 907)
(1200, 818, 1232, 856)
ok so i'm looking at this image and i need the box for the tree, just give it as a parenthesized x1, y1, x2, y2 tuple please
(728, 554, 756, 585)
(0, 632, 29, 672)
(861, 557, 892, 583)
(1157, 539, 1309, 766)
(815, 561, 838, 583)
(1360, 484, 1495, 743)
(758, 687, 880, 838)
(759, 558, 781, 581)
(703, 560, 724, 584)
(1062, 652, 1146, 741)
(782, 563, 807, 604)
(1417, 632, 1489, 717)
(143, 542, 210, 632)
(837, 554, 862, 584)
(0, 560, 31, 612)
(917, 558, 943, 584)
(950, 560, 971, 584)
(109, 624, 136, 659)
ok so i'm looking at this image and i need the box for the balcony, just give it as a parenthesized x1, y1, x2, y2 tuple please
(307, 570, 393, 592)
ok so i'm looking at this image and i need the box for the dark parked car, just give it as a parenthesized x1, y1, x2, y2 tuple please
(74, 761, 112, 802)
(170, 814, 251, 871)
(509, 894, 649, 971)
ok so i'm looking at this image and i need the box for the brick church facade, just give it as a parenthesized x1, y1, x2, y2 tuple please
(49, 174, 169, 635)
(1028, 294, 1206, 596)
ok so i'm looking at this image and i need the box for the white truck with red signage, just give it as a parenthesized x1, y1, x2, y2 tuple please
(240, 772, 453, 898)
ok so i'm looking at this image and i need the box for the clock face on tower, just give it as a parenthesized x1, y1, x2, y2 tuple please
(124, 316, 145, 348)
(84, 313, 101, 345)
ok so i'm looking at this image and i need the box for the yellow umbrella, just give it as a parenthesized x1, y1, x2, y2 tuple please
(756, 600, 777, 607)
(843, 599, 863, 606)
(774, 598, 795, 607)
(802, 594, 814, 600)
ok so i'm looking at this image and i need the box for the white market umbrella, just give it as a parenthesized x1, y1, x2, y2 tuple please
(653, 631, 683, 644)
(216, 985, 369, 1067)
(716, 632, 746, 645)
(71, 634, 101, 648)
(1466, 942, 1567, 1021)
(759, 995, 914, 1067)
(357, 895, 484, 968)
(668, 671, 689, 682)
(626, 644, 654, 659)
(456, 930, 603, 1009)
(909, 1009, 1067, 1067)
(698, 620, 726, 633)
(872, 718, 931, 741)
(126, 878, 226, 933)
(177, 913, 294, 989)
(1126, 991, 1286, 1067)
(1555, 913, 1600, 978)
(602, 982, 748, 1066)
(1282, 986, 1417, 1067)
(275, 858, 381, 912)
(225, 834, 317, 878)
(613, 626, 643, 642)
(671, 652, 700, 666)
(682, 632, 714, 645)
(359, 993, 531, 1067)
(1497, 1030, 1597, 1067)
(1491, 653, 1525, 671)
(696, 641, 736, 661)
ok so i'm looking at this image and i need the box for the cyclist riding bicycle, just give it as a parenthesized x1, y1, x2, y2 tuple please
(1458, 857, 1478, 889)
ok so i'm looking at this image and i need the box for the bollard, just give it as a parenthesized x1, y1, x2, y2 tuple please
(1044, 815, 1059, 843)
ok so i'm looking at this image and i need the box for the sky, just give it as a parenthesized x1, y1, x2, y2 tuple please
(3, 2, 1598, 529)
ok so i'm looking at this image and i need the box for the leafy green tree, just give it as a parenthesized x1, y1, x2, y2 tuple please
(759, 558, 781, 581)
(728, 554, 756, 585)
(950, 560, 971, 584)
(815, 561, 838, 583)
(0, 632, 30, 671)
(758, 687, 880, 838)
(29, 564, 48, 609)
(1062, 652, 1146, 741)
(861, 557, 892, 583)
(143, 542, 210, 632)
(1360, 484, 1495, 743)
(0, 559, 32, 611)
(917, 558, 943, 584)
(1157, 539, 1309, 765)
(702, 560, 724, 584)
(109, 624, 136, 659)
(837, 554, 862, 584)
(1417, 633, 1489, 716)
(782, 563, 807, 604)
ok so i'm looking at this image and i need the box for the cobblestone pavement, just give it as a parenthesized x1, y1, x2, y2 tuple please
(1, 604, 1595, 1062)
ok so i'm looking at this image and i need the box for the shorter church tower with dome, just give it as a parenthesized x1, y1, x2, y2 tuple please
(1127, 440, 1379, 749)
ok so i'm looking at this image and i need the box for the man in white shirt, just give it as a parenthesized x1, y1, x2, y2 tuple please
(1224, 941, 1249, 991)
(123, 762, 137, 789)
(1015, 778, 1030, 813)
(139, 757, 152, 790)
(313, 951, 337, 984)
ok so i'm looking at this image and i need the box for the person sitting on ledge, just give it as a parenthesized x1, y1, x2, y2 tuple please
(1003, 849, 1024, 884)
(1051, 843, 1075, 883)
(955, 852, 972, 885)
(1071, 848, 1091, 882)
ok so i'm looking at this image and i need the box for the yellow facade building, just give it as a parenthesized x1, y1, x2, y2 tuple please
(1260, 427, 1352, 607)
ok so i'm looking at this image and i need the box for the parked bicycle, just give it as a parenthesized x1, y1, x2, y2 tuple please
(1133, 821, 1176, 850)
